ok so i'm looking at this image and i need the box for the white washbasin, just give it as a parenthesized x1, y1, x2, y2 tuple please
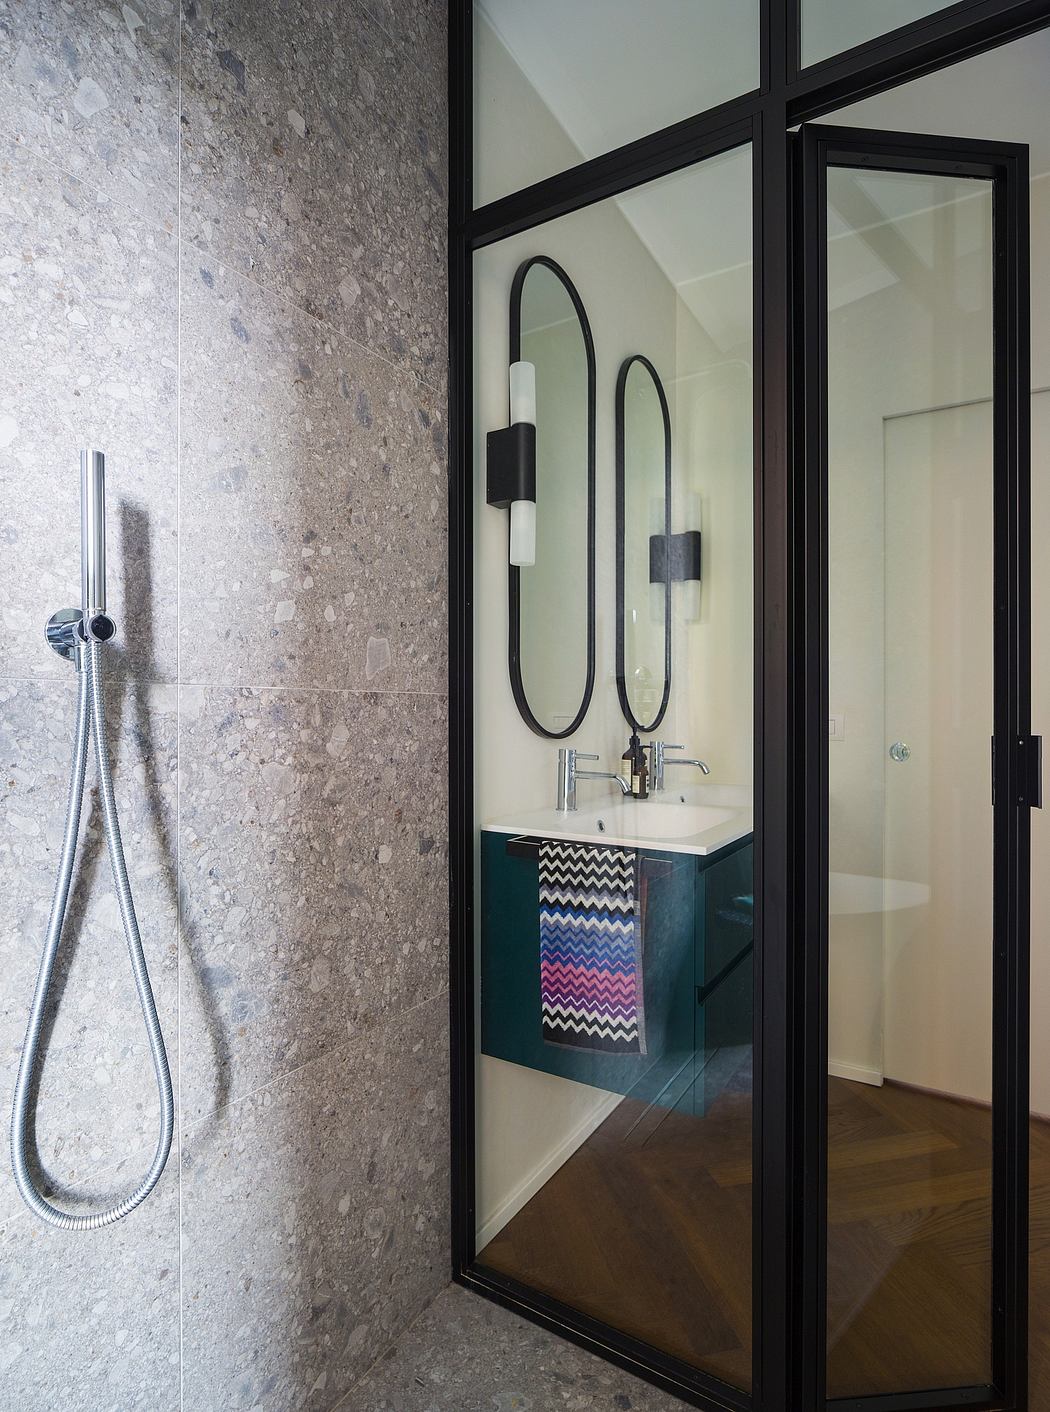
(486, 789, 753, 856)
(625, 802, 735, 840)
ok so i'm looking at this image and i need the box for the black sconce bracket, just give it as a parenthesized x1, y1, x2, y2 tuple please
(486, 423, 536, 509)
(649, 529, 701, 584)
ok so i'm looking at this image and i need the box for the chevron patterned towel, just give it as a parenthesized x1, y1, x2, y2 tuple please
(538, 839, 645, 1055)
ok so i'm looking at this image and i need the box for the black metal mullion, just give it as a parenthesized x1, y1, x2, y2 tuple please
(794, 119, 830, 1412)
(990, 144, 1031, 1410)
(466, 109, 757, 252)
(448, 0, 476, 1281)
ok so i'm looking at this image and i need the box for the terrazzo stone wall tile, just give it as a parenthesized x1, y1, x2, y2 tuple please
(0, 0, 180, 231)
(0, 0, 448, 1404)
(178, 684, 448, 1120)
(0, 1165, 181, 1411)
(337, 1283, 690, 1412)
(181, 991, 450, 1412)
(361, 0, 448, 98)
(0, 678, 179, 1226)
(180, 0, 446, 384)
(179, 251, 446, 694)
(0, 141, 179, 684)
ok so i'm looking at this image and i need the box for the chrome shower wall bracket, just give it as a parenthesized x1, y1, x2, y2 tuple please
(45, 604, 117, 665)
(45, 607, 85, 664)
(45, 606, 116, 663)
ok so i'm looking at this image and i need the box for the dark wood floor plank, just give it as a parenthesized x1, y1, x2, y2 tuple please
(478, 1068, 1047, 1402)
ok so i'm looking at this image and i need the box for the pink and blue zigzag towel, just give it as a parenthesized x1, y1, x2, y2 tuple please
(539, 839, 645, 1055)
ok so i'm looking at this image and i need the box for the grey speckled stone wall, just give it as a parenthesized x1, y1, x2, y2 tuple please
(0, 2, 448, 1409)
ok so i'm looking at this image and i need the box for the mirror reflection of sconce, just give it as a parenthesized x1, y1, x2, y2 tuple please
(650, 514, 702, 619)
(486, 361, 537, 567)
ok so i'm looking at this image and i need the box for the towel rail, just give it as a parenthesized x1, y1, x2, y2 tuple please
(504, 834, 676, 875)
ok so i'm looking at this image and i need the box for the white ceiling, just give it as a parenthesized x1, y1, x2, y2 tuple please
(478, 0, 758, 164)
(800, 0, 945, 67)
(482, 15, 1050, 348)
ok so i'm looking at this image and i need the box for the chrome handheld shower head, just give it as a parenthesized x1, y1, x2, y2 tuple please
(81, 449, 105, 615)
(79, 449, 115, 642)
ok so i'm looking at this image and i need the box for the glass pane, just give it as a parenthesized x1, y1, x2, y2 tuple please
(473, 145, 755, 1387)
(802, 0, 948, 67)
(473, 2, 760, 208)
(825, 165, 994, 1397)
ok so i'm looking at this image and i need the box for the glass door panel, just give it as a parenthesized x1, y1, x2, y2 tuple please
(800, 125, 1032, 1406)
(827, 163, 994, 1396)
(471, 144, 755, 1393)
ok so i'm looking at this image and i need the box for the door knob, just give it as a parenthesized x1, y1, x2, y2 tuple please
(889, 741, 911, 762)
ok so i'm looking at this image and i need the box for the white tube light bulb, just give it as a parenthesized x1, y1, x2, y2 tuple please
(510, 499, 536, 567)
(509, 361, 537, 566)
(509, 361, 536, 424)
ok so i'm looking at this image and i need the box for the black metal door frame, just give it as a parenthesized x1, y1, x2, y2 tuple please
(797, 123, 1033, 1412)
(448, 5, 1047, 1410)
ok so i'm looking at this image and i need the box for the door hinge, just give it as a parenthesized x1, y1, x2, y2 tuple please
(992, 736, 1043, 808)
(1020, 734, 1043, 809)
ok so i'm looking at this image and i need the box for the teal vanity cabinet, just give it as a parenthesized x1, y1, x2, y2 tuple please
(480, 829, 754, 1114)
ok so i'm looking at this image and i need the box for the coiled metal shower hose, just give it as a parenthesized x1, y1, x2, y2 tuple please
(10, 639, 173, 1228)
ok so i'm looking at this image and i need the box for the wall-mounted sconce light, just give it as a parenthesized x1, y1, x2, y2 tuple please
(650, 492, 702, 622)
(683, 492, 702, 622)
(486, 360, 537, 567)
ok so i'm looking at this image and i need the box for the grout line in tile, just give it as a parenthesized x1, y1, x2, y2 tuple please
(0, 674, 449, 699)
(0, 1080, 181, 1240)
(354, 0, 449, 95)
(179, 0, 447, 175)
(1, 81, 447, 403)
(327, 1279, 452, 1412)
(180, 988, 450, 1136)
(176, 680, 450, 699)
(0, 80, 180, 244)
(176, 229, 448, 403)
(176, 13, 186, 1408)
(2, 136, 446, 406)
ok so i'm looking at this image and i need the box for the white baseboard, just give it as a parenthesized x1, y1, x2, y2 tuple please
(828, 1058, 884, 1087)
(476, 1091, 624, 1251)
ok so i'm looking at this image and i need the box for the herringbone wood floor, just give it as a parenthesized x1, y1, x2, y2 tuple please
(480, 1064, 1050, 1405)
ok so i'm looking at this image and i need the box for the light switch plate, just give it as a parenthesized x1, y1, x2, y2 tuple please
(829, 713, 846, 741)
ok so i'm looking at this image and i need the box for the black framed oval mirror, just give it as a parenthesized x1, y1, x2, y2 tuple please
(616, 354, 672, 734)
(509, 257, 596, 738)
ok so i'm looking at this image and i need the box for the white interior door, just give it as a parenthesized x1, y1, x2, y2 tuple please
(882, 400, 995, 1103)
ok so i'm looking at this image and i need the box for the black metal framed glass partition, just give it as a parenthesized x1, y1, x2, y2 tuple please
(449, 5, 1046, 1411)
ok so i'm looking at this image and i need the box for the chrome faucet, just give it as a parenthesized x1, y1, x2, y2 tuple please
(647, 741, 710, 792)
(557, 749, 631, 812)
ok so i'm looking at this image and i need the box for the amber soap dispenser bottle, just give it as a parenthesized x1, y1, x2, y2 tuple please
(623, 733, 649, 799)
